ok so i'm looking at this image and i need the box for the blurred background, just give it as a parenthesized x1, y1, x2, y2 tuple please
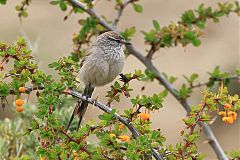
(0, 0, 239, 159)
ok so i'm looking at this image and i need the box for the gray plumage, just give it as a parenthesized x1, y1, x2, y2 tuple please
(66, 31, 130, 130)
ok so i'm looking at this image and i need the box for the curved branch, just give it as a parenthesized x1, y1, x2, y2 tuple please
(65, 89, 163, 160)
(191, 76, 240, 89)
(113, 0, 132, 26)
(67, 0, 117, 31)
(127, 34, 228, 160)
(67, 0, 228, 159)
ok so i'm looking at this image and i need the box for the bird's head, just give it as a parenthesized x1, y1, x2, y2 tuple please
(94, 31, 131, 46)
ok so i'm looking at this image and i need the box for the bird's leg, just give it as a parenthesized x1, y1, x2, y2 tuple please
(107, 102, 112, 108)
(92, 93, 99, 108)
(119, 73, 129, 83)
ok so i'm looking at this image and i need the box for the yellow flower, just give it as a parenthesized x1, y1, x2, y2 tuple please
(118, 135, 130, 142)
(109, 133, 116, 138)
(19, 87, 27, 93)
(118, 123, 125, 130)
(138, 113, 151, 121)
(222, 116, 234, 124)
(218, 111, 226, 117)
(228, 111, 237, 121)
(224, 103, 231, 109)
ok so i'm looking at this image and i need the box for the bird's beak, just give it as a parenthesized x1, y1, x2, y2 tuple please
(120, 40, 131, 45)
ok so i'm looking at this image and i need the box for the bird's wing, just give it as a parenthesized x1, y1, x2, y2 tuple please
(80, 48, 92, 68)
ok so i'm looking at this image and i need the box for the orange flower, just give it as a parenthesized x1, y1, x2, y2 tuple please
(218, 111, 226, 117)
(40, 156, 47, 160)
(16, 106, 23, 112)
(15, 99, 24, 106)
(228, 111, 237, 117)
(72, 150, 78, 156)
(19, 87, 27, 93)
(224, 103, 231, 109)
(222, 116, 234, 124)
(109, 133, 116, 138)
(228, 111, 237, 121)
(118, 135, 130, 142)
(118, 123, 124, 130)
(138, 113, 151, 121)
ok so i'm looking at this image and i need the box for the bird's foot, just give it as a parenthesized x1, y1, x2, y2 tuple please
(119, 73, 129, 83)
(92, 95, 99, 108)
(106, 102, 112, 108)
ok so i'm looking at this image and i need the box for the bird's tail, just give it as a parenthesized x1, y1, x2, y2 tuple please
(66, 84, 94, 131)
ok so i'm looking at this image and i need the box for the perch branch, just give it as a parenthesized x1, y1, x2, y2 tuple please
(24, 85, 163, 159)
(67, 0, 228, 159)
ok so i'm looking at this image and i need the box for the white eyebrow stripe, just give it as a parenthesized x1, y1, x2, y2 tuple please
(109, 36, 123, 42)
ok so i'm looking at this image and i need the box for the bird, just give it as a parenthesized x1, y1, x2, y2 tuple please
(66, 31, 131, 130)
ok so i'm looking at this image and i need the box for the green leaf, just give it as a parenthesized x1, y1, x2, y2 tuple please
(183, 117, 196, 126)
(0, 0, 6, 5)
(162, 34, 172, 46)
(50, 1, 60, 5)
(17, 37, 26, 45)
(190, 73, 199, 82)
(59, 1, 67, 11)
(152, 20, 160, 31)
(192, 38, 201, 47)
(151, 142, 159, 148)
(181, 10, 196, 24)
(169, 76, 177, 84)
(73, 7, 84, 13)
(0, 81, 10, 96)
(130, 98, 137, 106)
(6, 48, 16, 55)
(113, 81, 121, 90)
(179, 84, 192, 99)
(21, 10, 28, 18)
(236, 68, 240, 75)
(196, 21, 205, 29)
(121, 27, 136, 40)
(186, 132, 199, 142)
(184, 31, 196, 40)
(133, 3, 143, 13)
(110, 109, 116, 116)
(142, 30, 158, 43)
(0, 51, 5, 56)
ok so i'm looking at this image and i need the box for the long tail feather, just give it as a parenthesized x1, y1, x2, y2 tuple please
(76, 85, 94, 130)
(66, 101, 80, 131)
(66, 84, 94, 131)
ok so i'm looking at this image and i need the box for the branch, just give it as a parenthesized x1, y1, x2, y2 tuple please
(113, 0, 132, 26)
(67, 0, 117, 31)
(128, 41, 228, 160)
(24, 85, 163, 159)
(67, 0, 228, 159)
(65, 89, 163, 160)
(60, 126, 79, 144)
(191, 75, 240, 89)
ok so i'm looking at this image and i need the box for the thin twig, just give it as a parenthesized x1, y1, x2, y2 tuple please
(113, 0, 132, 26)
(60, 127, 79, 144)
(191, 76, 240, 89)
(67, 0, 117, 31)
(67, 1, 228, 159)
